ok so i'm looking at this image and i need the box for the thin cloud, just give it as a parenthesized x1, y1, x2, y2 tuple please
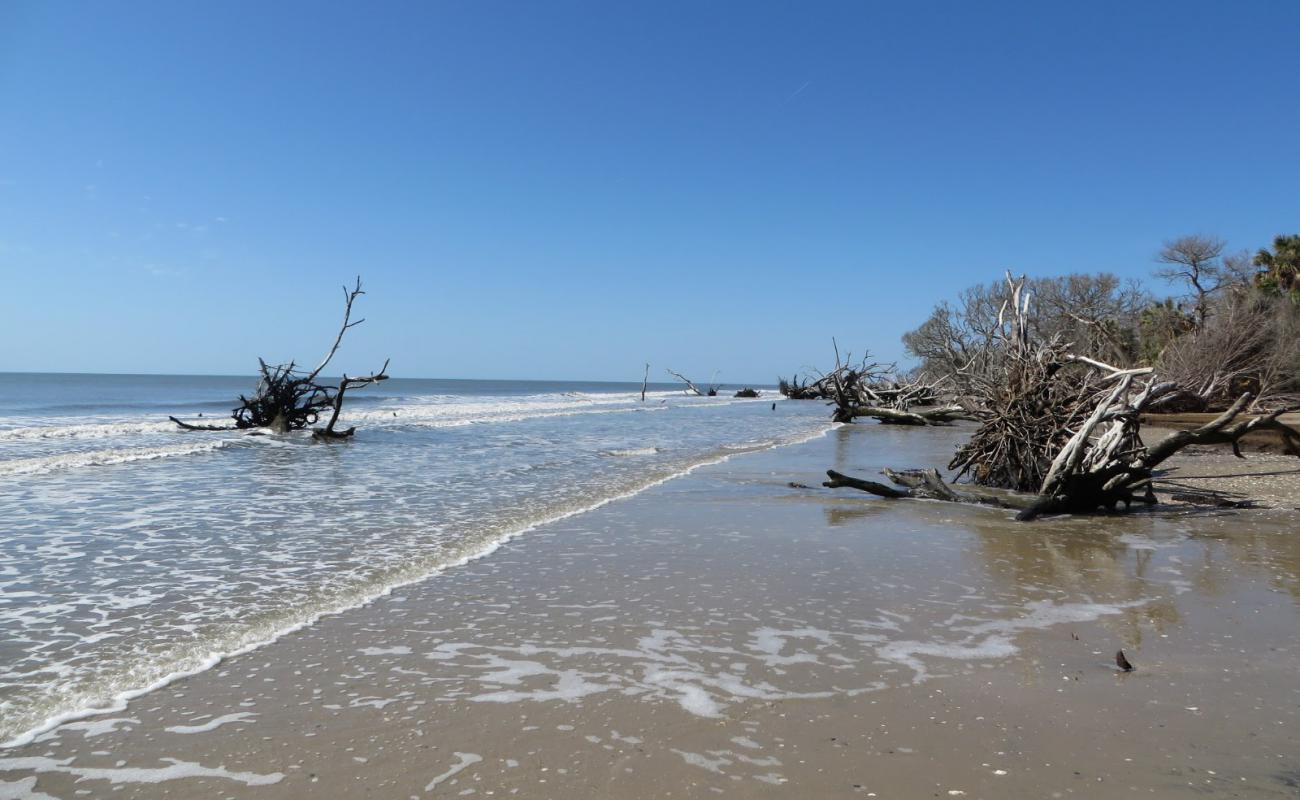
(782, 80, 811, 105)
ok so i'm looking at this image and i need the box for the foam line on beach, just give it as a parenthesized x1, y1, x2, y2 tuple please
(0, 440, 237, 477)
(0, 420, 179, 441)
(0, 421, 834, 751)
(0, 756, 282, 787)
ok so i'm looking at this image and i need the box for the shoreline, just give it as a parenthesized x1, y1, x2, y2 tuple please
(3, 424, 1298, 797)
(0, 422, 836, 751)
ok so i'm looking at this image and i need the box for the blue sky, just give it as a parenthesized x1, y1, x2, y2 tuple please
(1, 1, 1297, 382)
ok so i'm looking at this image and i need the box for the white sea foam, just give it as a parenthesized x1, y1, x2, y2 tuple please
(877, 599, 1147, 682)
(0, 440, 235, 476)
(163, 713, 257, 734)
(0, 756, 282, 786)
(358, 646, 412, 656)
(424, 752, 482, 791)
(605, 447, 660, 457)
(0, 776, 58, 800)
(0, 420, 179, 441)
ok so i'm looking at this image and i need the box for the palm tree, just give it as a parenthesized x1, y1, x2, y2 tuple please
(1254, 234, 1300, 300)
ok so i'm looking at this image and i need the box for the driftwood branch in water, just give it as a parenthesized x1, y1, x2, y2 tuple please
(306, 276, 367, 384)
(641, 363, 649, 402)
(313, 359, 390, 440)
(666, 369, 703, 396)
(168, 416, 236, 431)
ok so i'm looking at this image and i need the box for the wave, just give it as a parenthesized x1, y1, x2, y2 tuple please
(0, 441, 237, 477)
(0, 420, 180, 442)
(0, 389, 777, 443)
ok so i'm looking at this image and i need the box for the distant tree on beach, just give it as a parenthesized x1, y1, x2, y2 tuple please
(1154, 234, 1231, 329)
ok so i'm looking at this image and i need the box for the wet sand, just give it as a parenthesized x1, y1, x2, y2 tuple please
(1149, 424, 1300, 510)
(3, 424, 1299, 798)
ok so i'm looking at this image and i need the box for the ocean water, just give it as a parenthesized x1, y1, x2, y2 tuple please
(0, 372, 831, 747)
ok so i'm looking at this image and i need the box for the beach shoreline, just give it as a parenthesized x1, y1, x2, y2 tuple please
(3, 423, 1299, 798)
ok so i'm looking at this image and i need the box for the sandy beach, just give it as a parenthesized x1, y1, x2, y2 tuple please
(2, 422, 1298, 798)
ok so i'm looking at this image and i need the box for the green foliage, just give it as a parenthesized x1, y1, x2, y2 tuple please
(1254, 234, 1300, 300)
(1138, 298, 1194, 364)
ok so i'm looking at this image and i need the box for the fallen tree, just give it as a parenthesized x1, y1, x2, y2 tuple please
(824, 273, 1300, 520)
(833, 404, 969, 426)
(806, 342, 967, 425)
(827, 395, 1299, 520)
(778, 372, 834, 399)
(170, 277, 390, 439)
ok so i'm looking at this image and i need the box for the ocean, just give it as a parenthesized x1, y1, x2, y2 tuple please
(0, 372, 831, 747)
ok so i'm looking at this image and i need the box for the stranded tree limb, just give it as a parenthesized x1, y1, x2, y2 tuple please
(170, 277, 390, 438)
(666, 369, 703, 396)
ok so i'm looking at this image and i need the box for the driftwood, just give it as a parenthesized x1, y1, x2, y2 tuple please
(734, 388, 760, 398)
(826, 398, 1298, 520)
(824, 468, 1035, 510)
(838, 404, 970, 426)
(170, 277, 389, 437)
(779, 374, 829, 399)
(312, 359, 391, 439)
(825, 272, 1300, 519)
(666, 369, 703, 396)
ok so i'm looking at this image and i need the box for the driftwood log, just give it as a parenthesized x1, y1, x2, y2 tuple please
(836, 404, 971, 426)
(824, 468, 1035, 510)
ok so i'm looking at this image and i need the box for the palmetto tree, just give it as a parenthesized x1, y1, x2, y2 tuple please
(1254, 234, 1300, 300)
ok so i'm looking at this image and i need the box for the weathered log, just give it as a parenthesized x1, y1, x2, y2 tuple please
(822, 470, 910, 498)
(836, 404, 971, 426)
(168, 415, 236, 432)
(824, 468, 1037, 510)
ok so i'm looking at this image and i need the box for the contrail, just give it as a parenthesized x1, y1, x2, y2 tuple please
(783, 80, 811, 104)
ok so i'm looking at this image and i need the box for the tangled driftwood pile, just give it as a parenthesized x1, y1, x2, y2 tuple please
(170, 278, 389, 439)
(824, 274, 1300, 520)
(781, 345, 965, 425)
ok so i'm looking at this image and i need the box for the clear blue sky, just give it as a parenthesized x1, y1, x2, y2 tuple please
(2, 1, 1297, 382)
